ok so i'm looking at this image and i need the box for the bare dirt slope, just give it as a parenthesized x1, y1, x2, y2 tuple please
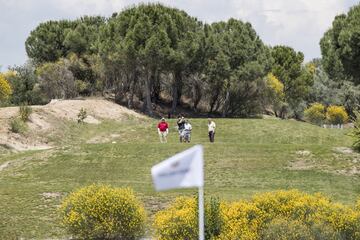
(0, 98, 146, 151)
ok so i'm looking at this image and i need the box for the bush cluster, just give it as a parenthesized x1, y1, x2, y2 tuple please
(154, 197, 198, 240)
(154, 190, 360, 240)
(59, 184, 146, 240)
(9, 105, 32, 134)
(266, 73, 284, 98)
(326, 105, 349, 125)
(304, 104, 348, 125)
(352, 111, 360, 151)
(0, 73, 12, 101)
(77, 108, 87, 123)
(59, 187, 360, 239)
(153, 196, 222, 240)
(75, 79, 90, 94)
(10, 118, 27, 134)
(304, 103, 326, 125)
(19, 104, 32, 122)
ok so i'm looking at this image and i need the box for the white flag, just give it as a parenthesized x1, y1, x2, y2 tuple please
(151, 145, 204, 191)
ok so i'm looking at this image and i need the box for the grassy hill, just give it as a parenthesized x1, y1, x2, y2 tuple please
(1, 116, 359, 238)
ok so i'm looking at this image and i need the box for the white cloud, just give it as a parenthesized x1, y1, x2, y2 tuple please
(54, 0, 128, 16)
(0, 0, 358, 68)
(231, 0, 348, 60)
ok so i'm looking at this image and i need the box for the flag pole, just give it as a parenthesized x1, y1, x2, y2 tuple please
(199, 186, 204, 240)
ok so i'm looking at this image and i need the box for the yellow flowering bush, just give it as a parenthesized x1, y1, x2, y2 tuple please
(266, 73, 284, 98)
(304, 103, 326, 125)
(260, 218, 340, 240)
(326, 105, 349, 124)
(154, 196, 223, 240)
(217, 201, 263, 240)
(59, 184, 146, 240)
(0, 73, 12, 101)
(154, 197, 198, 240)
(356, 199, 360, 211)
(265, 73, 286, 117)
(154, 190, 360, 239)
(218, 190, 360, 239)
(251, 190, 332, 223)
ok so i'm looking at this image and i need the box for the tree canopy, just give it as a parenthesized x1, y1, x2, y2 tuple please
(320, 4, 360, 84)
(18, 3, 320, 118)
(271, 46, 313, 105)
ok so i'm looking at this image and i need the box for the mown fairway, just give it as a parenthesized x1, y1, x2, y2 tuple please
(1, 117, 359, 238)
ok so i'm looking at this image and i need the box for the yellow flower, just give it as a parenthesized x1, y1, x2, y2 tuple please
(59, 184, 146, 239)
(0, 73, 12, 100)
(266, 73, 284, 99)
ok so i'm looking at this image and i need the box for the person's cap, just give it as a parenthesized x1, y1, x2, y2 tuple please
(161, 117, 165, 121)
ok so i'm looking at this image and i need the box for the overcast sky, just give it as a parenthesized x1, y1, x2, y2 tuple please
(0, 0, 358, 70)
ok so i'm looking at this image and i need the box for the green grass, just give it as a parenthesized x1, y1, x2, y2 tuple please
(0, 117, 359, 239)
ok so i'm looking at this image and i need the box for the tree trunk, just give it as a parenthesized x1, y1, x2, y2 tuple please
(127, 73, 136, 109)
(209, 90, 219, 113)
(144, 71, 153, 116)
(114, 76, 122, 104)
(177, 82, 182, 104)
(152, 69, 161, 103)
(214, 98, 221, 112)
(171, 82, 178, 114)
(193, 85, 202, 111)
(222, 90, 230, 117)
(171, 71, 182, 114)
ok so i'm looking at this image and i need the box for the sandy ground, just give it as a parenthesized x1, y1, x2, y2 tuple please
(0, 98, 145, 152)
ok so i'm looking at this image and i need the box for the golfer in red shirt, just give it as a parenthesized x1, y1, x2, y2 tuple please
(157, 118, 169, 143)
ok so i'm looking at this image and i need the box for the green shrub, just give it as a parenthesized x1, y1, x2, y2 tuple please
(8, 63, 47, 105)
(10, 118, 27, 133)
(260, 218, 341, 240)
(59, 184, 146, 240)
(326, 105, 349, 124)
(19, 104, 32, 122)
(309, 222, 341, 240)
(304, 103, 325, 125)
(352, 111, 360, 151)
(77, 108, 87, 123)
(95, 79, 104, 91)
(205, 197, 223, 240)
(260, 218, 312, 240)
(75, 80, 90, 94)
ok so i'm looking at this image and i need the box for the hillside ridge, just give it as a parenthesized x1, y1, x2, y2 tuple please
(0, 98, 146, 151)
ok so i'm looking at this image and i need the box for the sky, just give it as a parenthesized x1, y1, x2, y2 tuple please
(0, 0, 358, 70)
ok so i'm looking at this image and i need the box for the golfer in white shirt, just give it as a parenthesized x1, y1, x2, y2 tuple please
(208, 118, 216, 143)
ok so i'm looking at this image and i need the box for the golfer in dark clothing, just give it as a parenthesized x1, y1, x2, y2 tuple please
(177, 116, 185, 142)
